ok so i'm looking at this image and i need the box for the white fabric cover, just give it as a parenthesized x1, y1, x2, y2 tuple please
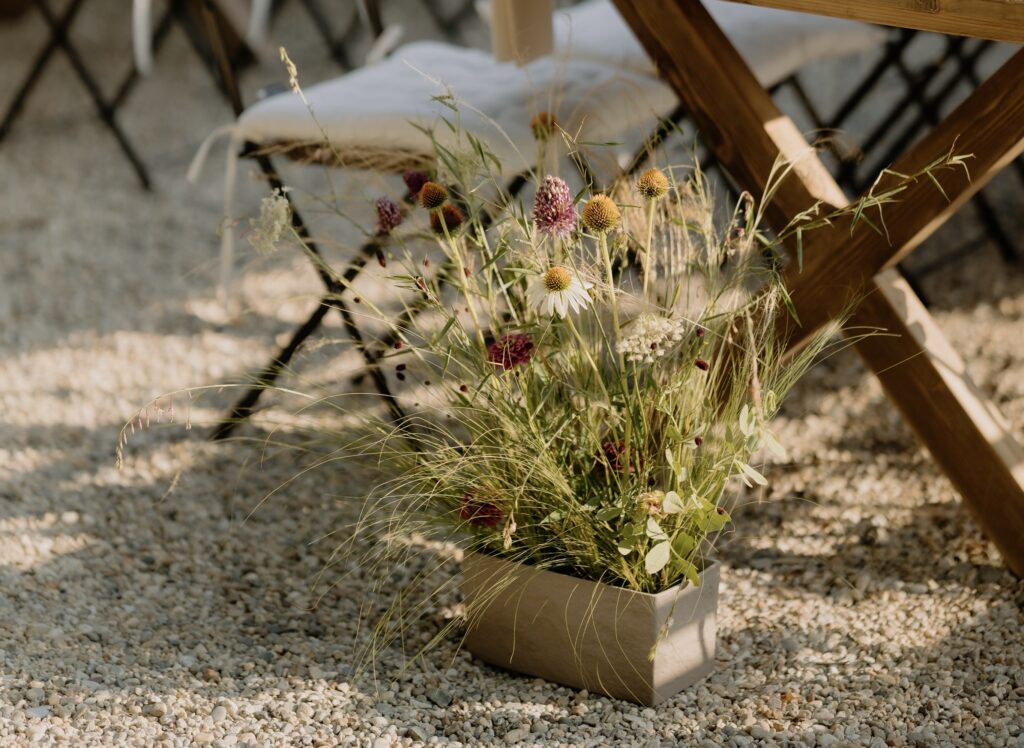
(552, 0, 888, 87)
(132, 0, 273, 75)
(233, 41, 679, 178)
(191, 41, 676, 310)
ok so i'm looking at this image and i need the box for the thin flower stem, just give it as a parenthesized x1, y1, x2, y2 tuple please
(642, 200, 656, 300)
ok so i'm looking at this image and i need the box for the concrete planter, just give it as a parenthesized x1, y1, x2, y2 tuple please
(461, 552, 719, 705)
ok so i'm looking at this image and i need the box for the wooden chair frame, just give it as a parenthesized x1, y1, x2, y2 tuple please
(612, 0, 1024, 575)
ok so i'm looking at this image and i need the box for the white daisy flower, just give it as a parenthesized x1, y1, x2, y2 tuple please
(527, 266, 592, 318)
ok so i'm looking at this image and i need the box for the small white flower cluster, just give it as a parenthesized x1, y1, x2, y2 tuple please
(247, 190, 291, 254)
(617, 314, 688, 363)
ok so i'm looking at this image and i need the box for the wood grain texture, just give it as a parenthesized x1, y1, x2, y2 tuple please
(782, 48, 1024, 348)
(722, 0, 1024, 43)
(613, 0, 1024, 574)
(852, 270, 1024, 570)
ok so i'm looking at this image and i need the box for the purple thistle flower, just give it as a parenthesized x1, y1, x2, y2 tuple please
(375, 196, 402, 235)
(402, 170, 429, 199)
(532, 176, 576, 238)
(487, 333, 535, 371)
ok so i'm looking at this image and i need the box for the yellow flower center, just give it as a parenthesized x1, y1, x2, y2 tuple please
(543, 266, 572, 293)
(581, 195, 620, 233)
(637, 168, 669, 200)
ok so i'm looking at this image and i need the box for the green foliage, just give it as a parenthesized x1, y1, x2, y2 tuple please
(320, 139, 848, 597)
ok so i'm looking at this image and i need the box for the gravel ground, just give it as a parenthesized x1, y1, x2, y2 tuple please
(1, 2, 1023, 746)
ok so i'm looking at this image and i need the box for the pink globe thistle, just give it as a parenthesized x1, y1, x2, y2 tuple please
(532, 176, 576, 238)
(374, 196, 402, 235)
(487, 333, 535, 371)
(460, 494, 503, 528)
(402, 170, 429, 199)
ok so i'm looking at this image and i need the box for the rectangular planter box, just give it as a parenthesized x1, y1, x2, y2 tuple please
(461, 552, 719, 705)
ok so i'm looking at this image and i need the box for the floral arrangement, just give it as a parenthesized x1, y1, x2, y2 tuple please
(278, 117, 889, 624)
(115, 75, 962, 669)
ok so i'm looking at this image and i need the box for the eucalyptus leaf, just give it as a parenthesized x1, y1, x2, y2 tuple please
(737, 461, 768, 487)
(675, 557, 702, 587)
(671, 532, 696, 558)
(646, 517, 668, 541)
(760, 429, 788, 460)
(704, 507, 731, 532)
(739, 404, 755, 437)
(645, 541, 671, 574)
(662, 491, 686, 515)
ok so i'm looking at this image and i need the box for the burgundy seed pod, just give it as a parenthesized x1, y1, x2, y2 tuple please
(695, 359, 709, 371)
(694, 436, 704, 447)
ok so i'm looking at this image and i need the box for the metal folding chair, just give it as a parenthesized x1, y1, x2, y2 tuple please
(1, 0, 152, 188)
(283, 0, 379, 69)
(0, 0, 269, 190)
(196, 0, 407, 438)
(198, 1, 682, 438)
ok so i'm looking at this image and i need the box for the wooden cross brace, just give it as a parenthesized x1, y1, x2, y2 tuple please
(611, 0, 1024, 574)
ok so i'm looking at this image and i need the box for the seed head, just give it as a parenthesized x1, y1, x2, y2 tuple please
(418, 181, 448, 210)
(374, 196, 402, 234)
(543, 266, 572, 292)
(637, 168, 669, 200)
(581, 195, 620, 233)
(532, 175, 576, 238)
(530, 111, 558, 140)
(430, 203, 465, 234)
(402, 170, 429, 198)
(487, 333, 535, 371)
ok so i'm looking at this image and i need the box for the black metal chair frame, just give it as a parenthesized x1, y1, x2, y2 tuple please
(0, 0, 264, 191)
(1, 0, 153, 188)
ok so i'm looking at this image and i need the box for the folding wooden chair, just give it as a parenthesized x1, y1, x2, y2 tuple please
(542, 1, 1020, 299)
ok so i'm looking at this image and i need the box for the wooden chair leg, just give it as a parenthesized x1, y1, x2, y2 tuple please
(613, 0, 1024, 575)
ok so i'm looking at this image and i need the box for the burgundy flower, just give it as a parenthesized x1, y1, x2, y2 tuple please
(695, 358, 709, 371)
(375, 196, 402, 235)
(460, 494, 503, 528)
(430, 203, 465, 234)
(532, 176, 576, 238)
(487, 333, 535, 371)
(402, 170, 429, 199)
(601, 440, 639, 473)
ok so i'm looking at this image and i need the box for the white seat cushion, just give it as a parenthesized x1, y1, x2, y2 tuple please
(553, 0, 888, 87)
(235, 41, 677, 178)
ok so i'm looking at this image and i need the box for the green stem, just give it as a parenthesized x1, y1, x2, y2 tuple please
(642, 200, 655, 301)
